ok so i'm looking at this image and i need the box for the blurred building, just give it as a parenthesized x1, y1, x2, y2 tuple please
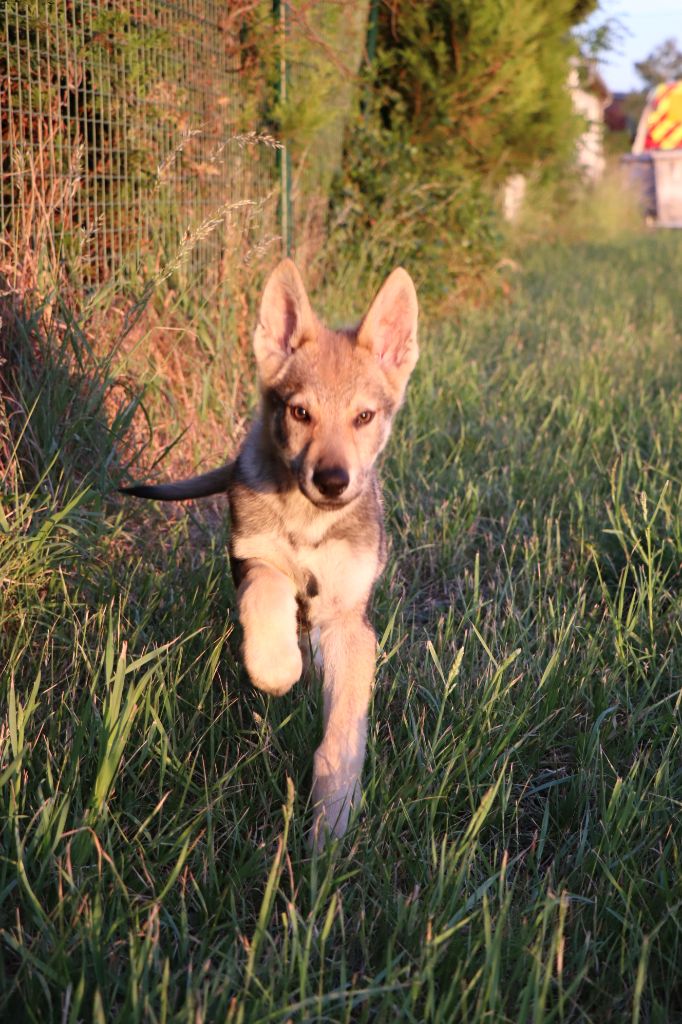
(568, 62, 611, 182)
(503, 61, 610, 221)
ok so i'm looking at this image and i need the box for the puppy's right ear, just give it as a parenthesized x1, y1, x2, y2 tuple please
(253, 259, 316, 384)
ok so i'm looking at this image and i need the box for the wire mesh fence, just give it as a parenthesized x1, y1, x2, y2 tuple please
(1, 0, 281, 285)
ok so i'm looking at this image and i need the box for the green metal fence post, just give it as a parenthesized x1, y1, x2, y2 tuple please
(273, 0, 293, 256)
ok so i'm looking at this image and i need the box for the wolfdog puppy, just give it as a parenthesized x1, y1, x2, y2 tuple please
(122, 260, 419, 843)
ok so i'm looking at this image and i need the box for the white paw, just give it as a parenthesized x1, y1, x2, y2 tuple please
(244, 635, 302, 697)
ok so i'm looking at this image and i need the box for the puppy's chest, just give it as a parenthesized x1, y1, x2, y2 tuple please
(295, 537, 379, 624)
(230, 483, 385, 621)
(231, 518, 380, 621)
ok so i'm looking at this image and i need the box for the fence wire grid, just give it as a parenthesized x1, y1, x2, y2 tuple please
(1, 0, 280, 284)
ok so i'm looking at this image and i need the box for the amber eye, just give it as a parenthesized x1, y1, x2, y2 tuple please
(290, 405, 311, 423)
(354, 410, 375, 427)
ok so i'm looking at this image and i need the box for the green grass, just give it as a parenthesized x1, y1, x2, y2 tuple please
(2, 233, 682, 1022)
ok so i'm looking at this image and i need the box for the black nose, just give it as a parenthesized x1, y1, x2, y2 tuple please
(312, 465, 350, 498)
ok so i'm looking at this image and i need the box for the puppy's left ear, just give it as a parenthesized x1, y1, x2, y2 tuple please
(357, 267, 419, 398)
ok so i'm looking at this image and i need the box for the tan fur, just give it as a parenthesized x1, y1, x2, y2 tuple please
(121, 260, 419, 845)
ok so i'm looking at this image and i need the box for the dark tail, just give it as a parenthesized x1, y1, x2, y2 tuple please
(119, 462, 233, 501)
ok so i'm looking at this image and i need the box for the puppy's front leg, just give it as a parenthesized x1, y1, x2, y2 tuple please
(238, 563, 302, 697)
(312, 612, 376, 843)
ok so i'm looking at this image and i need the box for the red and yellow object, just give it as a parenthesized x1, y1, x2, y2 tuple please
(644, 81, 682, 151)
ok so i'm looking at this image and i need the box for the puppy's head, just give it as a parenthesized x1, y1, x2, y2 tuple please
(253, 259, 419, 509)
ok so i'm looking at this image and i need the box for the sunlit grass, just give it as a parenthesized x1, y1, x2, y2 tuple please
(1, 233, 681, 1021)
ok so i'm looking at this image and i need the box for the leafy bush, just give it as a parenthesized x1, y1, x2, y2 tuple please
(326, 0, 596, 305)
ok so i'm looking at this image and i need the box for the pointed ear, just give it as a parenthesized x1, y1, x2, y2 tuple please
(253, 259, 316, 383)
(356, 267, 419, 396)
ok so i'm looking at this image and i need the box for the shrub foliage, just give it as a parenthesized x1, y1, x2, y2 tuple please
(330, 0, 597, 301)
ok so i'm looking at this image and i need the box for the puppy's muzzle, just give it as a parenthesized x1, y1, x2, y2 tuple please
(312, 465, 350, 499)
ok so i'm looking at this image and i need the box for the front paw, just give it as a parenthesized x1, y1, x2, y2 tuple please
(243, 634, 302, 697)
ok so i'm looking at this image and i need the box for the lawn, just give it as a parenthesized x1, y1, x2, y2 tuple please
(1, 233, 681, 1022)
